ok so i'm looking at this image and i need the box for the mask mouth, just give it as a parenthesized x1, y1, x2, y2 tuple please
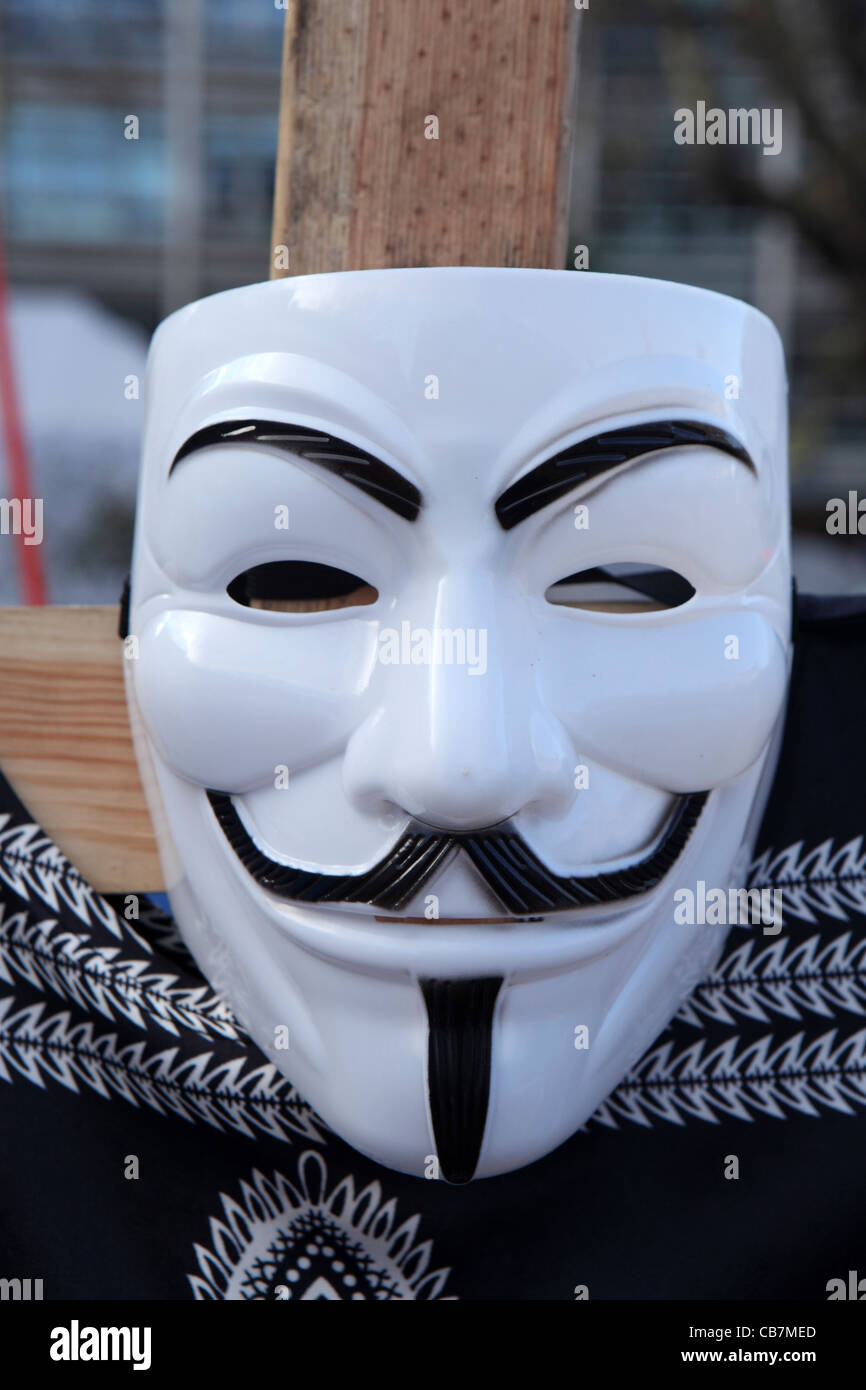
(205, 788, 710, 916)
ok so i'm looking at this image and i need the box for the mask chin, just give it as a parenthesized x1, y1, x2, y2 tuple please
(129, 725, 782, 1180)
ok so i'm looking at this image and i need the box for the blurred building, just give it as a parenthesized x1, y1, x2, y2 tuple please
(0, 0, 283, 329)
(577, 3, 866, 558)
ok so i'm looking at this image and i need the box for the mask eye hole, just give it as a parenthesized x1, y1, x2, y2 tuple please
(227, 561, 378, 613)
(546, 563, 695, 613)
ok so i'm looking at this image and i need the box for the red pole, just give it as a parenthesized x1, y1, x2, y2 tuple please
(0, 222, 47, 605)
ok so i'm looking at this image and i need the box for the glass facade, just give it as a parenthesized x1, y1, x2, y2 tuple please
(0, 0, 283, 323)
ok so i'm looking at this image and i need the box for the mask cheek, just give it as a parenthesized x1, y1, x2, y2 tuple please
(549, 612, 789, 792)
(132, 610, 369, 790)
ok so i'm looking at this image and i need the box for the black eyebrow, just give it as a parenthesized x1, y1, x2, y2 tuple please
(169, 418, 422, 522)
(495, 419, 754, 530)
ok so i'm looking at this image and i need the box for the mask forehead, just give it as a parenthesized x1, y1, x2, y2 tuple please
(138, 268, 786, 523)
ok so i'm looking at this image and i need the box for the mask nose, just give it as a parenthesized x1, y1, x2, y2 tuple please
(342, 572, 574, 832)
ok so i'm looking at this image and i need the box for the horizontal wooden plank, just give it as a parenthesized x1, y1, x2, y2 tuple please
(0, 605, 162, 891)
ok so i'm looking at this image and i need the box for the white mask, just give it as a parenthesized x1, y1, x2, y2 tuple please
(126, 268, 791, 1180)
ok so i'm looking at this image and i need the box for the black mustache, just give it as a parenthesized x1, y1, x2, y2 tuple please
(206, 790, 709, 916)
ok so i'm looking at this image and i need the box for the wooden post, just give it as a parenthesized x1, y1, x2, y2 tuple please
(0, 1, 581, 890)
(270, 0, 578, 277)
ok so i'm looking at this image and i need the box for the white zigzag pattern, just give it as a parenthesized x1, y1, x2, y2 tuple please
(0, 900, 243, 1041)
(590, 832, 866, 1127)
(0, 996, 324, 1143)
(0, 813, 141, 946)
(749, 836, 866, 924)
(677, 932, 866, 1028)
(593, 1026, 866, 1129)
(0, 810, 327, 1137)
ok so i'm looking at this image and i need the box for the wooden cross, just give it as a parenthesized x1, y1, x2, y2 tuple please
(0, 0, 580, 891)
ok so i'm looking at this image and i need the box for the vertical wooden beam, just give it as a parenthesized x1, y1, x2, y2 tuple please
(270, 0, 579, 276)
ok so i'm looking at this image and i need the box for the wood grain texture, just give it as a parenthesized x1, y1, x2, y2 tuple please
(270, 0, 579, 276)
(0, 606, 162, 890)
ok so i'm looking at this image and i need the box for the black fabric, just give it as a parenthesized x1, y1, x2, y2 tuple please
(1, 592, 866, 1301)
